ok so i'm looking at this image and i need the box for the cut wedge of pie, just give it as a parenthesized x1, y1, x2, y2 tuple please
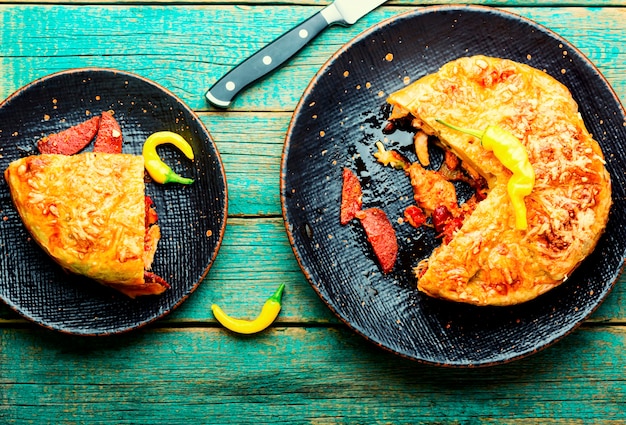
(4, 152, 168, 298)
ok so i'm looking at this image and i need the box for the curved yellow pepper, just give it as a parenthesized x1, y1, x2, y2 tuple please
(211, 283, 285, 334)
(437, 119, 535, 230)
(143, 131, 195, 184)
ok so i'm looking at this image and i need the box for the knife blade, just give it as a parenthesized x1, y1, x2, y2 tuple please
(205, 0, 387, 108)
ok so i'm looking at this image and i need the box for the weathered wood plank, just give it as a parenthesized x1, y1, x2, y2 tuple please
(0, 6, 624, 112)
(4, 0, 626, 6)
(0, 3, 624, 424)
(1, 325, 625, 424)
(201, 112, 289, 217)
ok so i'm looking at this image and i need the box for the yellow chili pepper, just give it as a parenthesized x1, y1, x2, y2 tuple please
(436, 119, 535, 230)
(142, 131, 195, 184)
(211, 283, 285, 334)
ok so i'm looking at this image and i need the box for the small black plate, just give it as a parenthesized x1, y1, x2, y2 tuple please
(0, 69, 228, 335)
(281, 5, 626, 366)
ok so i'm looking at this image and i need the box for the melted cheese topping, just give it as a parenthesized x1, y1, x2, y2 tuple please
(5, 153, 146, 288)
(387, 56, 612, 306)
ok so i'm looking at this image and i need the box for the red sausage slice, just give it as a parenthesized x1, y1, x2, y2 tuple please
(356, 208, 398, 274)
(340, 168, 363, 225)
(37, 116, 101, 155)
(93, 110, 123, 153)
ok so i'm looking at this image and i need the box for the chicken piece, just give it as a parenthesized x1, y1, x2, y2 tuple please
(413, 130, 430, 166)
(407, 162, 458, 215)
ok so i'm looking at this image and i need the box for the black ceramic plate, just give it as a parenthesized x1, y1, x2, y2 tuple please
(281, 6, 626, 366)
(0, 69, 228, 335)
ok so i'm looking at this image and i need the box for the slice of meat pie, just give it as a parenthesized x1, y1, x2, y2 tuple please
(4, 152, 168, 298)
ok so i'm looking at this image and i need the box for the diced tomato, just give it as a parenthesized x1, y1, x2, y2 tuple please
(356, 208, 398, 274)
(37, 116, 101, 155)
(404, 205, 426, 228)
(408, 162, 458, 214)
(432, 205, 465, 244)
(432, 205, 453, 234)
(340, 168, 363, 225)
(413, 131, 430, 166)
(93, 110, 123, 153)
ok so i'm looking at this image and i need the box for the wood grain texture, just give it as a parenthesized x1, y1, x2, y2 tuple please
(0, 6, 624, 112)
(4, 0, 626, 6)
(1, 216, 624, 323)
(1, 326, 626, 424)
(1, 2, 625, 423)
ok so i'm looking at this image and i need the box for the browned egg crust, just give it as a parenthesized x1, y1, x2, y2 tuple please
(387, 55, 612, 306)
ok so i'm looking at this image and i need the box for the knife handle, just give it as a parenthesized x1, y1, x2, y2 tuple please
(206, 12, 329, 108)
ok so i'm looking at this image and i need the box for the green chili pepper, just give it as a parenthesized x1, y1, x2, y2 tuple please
(142, 131, 195, 185)
(436, 119, 535, 230)
(211, 284, 285, 334)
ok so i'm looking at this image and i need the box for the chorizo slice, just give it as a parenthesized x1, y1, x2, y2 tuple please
(37, 116, 101, 155)
(93, 110, 123, 153)
(356, 208, 398, 274)
(340, 168, 363, 225)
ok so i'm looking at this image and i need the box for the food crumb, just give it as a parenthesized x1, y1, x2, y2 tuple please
(527, 54, 532, 60)
(43, 114, 50, 121)
(385, 53, 394, 62)
(206, 230, 213, 237)
(403, 76, 411, 85)
(343, 70, 349, 77)
(319, 130, 326, 137)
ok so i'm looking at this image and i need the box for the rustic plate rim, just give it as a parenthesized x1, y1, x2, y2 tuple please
(280, 5, 625, 366)
(0, 67, 229, 335)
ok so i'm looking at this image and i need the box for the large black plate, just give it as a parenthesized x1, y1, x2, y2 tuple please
(0, 69, 228, 335)
(281, 6, 626, 366)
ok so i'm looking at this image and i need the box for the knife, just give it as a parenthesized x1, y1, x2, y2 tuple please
(205, 0, 387, 108)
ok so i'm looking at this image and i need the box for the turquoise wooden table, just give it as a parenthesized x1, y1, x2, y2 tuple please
(1, 1, 626, 423)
